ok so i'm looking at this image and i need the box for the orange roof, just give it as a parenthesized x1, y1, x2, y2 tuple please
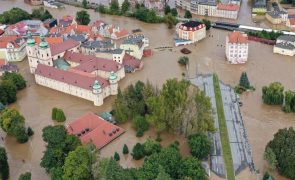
(0, 36, 21, 48)
(76, 25, 91, 34)
(34, 37, 63, 45)
(217, 3, 239, 11)
(113, 29, 129, 39)
(228, 31, 248, 43)
(67, 113, 125, 149)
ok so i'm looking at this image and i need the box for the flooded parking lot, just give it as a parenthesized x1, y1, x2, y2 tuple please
(0, 0, 295, 179)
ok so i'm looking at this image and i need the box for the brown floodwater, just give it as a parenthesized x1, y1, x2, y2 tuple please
(0, 0, 295, 180)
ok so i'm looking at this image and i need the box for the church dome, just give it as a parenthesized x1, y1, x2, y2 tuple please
(93, 80, 101, 90)
(26, 32, 35, 46)
(109, 71, 117, 81)
(39, 34, 48, 48)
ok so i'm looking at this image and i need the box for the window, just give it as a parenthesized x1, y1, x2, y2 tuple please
(47, 53, 49, 57)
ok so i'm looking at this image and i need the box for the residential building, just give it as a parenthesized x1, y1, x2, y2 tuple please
(120, 35, 149, 59)
(0, 59, 18, 76)
(58, 15, 77, 27)
(225, 31, 249, 64)
(273, 35, 295, 56)
(286, 18, 295, 28)
(266, 11, 283, 24)
(67, 112, 125, 149)
(175, 21, 206, 46)
(91, 20, 129, 40)
(44, 18, 58, 28)
(5, 20, 48, 36)
(81, 40, 115, 55)
(0, 36, 26, 62)
(144, 0, 165, 11)
(252, 0, 267, 15)
(176, 0, 240, 19)
(24, 0, 43, 5)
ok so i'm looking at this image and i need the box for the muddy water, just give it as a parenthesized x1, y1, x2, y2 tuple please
(0, 0, 295, 180)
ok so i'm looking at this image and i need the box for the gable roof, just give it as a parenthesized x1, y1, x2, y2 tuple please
(50, 39, 80, 56)
(67, 112, 125, 149)
(35, 64, 109, 90)
(228, 31, 248, 44)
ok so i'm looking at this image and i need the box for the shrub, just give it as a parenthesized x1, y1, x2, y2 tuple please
(114, 152, 120, 161)
(262, 82, 284, 105)
(52, 108, 66, 122)
(263, 171, 275, 180)
(143, 138, 161, 156)
(178, 56, 189, 66)
(123, 144, 129, 154)
(132, 143, 145, 160)
(27, 127, 34, 137)
(18, 172, 31, 180)
(133, 115, 149, 132)
(136, 129, 144, 137)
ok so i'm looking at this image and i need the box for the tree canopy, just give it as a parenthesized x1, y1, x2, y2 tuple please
(51, 107, 66, 122)
(1, 72, 26, 90)
(266, 127, 295, 179)
(76, 10, 90, 25)
(184, 10, 192, 19)
(188, 133, 211, 159)
(31, 7, 52, 21)
(262, 82, 284, 105)
(18, 172, 31, 180)
(0, 147, 9, 180)
(0, 8, 31, 24)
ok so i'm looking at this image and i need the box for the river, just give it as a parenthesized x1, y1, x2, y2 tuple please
(0, 0, 295, 180)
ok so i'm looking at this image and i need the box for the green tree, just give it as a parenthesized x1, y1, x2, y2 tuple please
(121, 0, 130, 13)
(263, 171, 275, 180)
(179, 156, 207, 180)
(267, 127, 295, 179)
(51, 107, 58, 120)
(188, 133, 211, 159)
(82, 0, 88, 9)
(1, 80, 17, 104)
(50, 167, 63, 180)
(76, 10, 90, 25)
(184, 10, 192, 19)
(18, 172, 31, 180)
(164, 5, 171, 15)
(143, 138, 161, 156)
(114, 152, 120, 161)
(178, 56, 189, 66)
(27, 127, 34, 136)
(283, 90, 295, 113)
(0, 8, 31, 24)
(202, 19, 211, 30)
(0, 102, 5, 112)
(133, 115, 149, 132)
(63, 146, 93, 180)
(31, 7, 52, 21)
(171, 8, 178, 17)
(164, 13, 178, 29)
(239, 72, 250, 89)
(262, 82, 284, 105)
(1, 72, 26, 90)
(123, 144, 129, 154)
(0, 108, 28, 143)
(97, 4, 107, 13)
(155, 166, 172, 180)
(264, 147, 277, 170)
(0, 147, 9, 180)
(110, 0, 120, 14)
(113, 88, 129, 123)
(0, 85, 8, 105)
(132, 143, 145, 160)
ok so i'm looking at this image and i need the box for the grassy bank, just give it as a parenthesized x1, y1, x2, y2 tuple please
(213, 74, 235, 180)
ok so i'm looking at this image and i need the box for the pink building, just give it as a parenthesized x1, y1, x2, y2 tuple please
(225, 31, 249, 64)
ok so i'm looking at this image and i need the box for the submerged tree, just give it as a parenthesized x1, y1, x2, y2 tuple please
(262, 82, 284, 105)
(239, 72, 250, 89)
(76, 10, 90, 25)
(0, 147, 9, 180)
(184, 10, 192, 19)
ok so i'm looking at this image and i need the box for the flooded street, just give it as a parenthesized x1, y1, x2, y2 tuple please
(0, 0, 295, 179)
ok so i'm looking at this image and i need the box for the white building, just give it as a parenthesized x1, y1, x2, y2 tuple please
(225, 31, 249, 64)
(26, 35, 124, 106)
(273, 35, 295, 56)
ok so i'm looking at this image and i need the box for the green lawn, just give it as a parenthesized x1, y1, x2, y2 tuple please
(213, 74, 235, 180)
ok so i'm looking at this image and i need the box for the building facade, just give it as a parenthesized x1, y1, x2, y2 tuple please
(225, 31, 249, 64)
(120, 35, 149, 59)
(273, 35, 295, 56)
(175, 21, 206, 46)
(0, 36, 26, 62)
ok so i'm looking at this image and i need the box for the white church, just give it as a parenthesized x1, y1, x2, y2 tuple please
(26, 34, 125, 106)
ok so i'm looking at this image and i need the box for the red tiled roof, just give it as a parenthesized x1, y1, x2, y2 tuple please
(289, 18, 295, 25)
(113, 29, 129, 39)
(123, 53, 142, 69)
(50, 39, 80, 56)
(0, 29, 4, 36)
(67, 112, 125, 149)
(217, 3, 239, 11)
(76, 25, 91, 34)
(35, 37, 63, 45)
(64, 51, 122, 72)
(0, 59, 6, 66)
(35, 64, 109, 90)
(228, 31, 248, 43)
(0, 36, 22, 48)
(92, 20, 105, 27)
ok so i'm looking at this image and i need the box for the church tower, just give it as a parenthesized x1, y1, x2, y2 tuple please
(38, 34, 53, 67)
(92, 80, 103, 106)
(26, 32, 38, 74)
(109, 71, 118, 95)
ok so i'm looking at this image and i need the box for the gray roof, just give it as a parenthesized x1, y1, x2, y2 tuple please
(253, 0, 266, 8)
(277, 35, 295, 43)
(275, 42, 295, 50)
(122, 35, 145, 48)
(0, 64, 18, 72)
(267, 11, 280, 18)
(96, 48, 124, 54)
(44, 18, 57, 24)
(66, 34, 87, 43)
(82, 40, 114, 49)
(191, 0, 216, 6)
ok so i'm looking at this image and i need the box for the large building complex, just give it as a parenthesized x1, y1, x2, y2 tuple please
(225, 31, 249, 64)
(175, 21, 206, 46)
(176, 0, 240, 19)
(26, 35, 125, 106)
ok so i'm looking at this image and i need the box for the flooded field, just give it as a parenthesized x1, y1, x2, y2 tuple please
(0, 0, 295, 180)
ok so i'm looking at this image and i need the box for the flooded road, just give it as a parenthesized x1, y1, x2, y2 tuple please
(0, 0, 295, 180)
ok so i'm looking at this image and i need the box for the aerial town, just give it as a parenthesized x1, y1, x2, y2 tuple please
(0, 0, 295, 180)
